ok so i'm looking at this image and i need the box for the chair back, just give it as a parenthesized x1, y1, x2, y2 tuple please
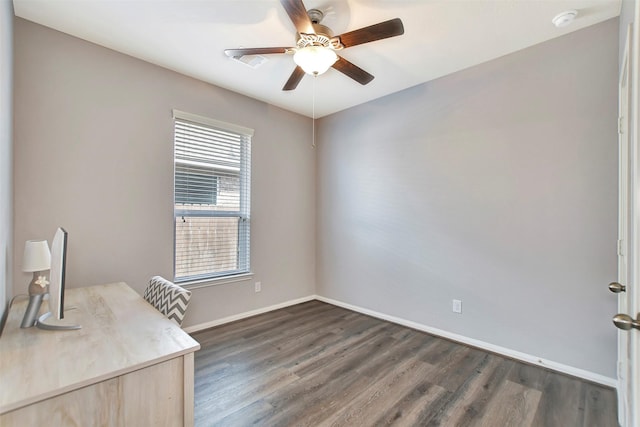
(144, 276, 192, 326)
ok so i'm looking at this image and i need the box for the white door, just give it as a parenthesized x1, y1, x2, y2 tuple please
(616, 23, 632, 427)
(630, 9, 640, 425)
(616, 11, 640, 427)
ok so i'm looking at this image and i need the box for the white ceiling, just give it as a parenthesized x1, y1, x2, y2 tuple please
(13, 0, 621, 118)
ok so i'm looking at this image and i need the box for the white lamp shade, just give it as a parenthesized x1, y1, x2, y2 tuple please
(23, 240, 51, 272)
(293, 46, 338, 76)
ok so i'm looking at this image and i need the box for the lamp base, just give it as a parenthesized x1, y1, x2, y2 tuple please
(28, 271, 48, 295)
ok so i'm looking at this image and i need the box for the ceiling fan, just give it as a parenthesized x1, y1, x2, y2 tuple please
(224, 0, 405, 91)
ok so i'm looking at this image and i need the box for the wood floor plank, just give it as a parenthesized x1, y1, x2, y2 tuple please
(194, 310, 292, 346)
(424, 354, 514, 427)
(372, 380, 450, 426)
(507, 359, 549, 391)
(195, 368, 299, 425)
(290, 321, 390, 377)
(259, 333, 400, 425)
(196, 307, 356, 367)
(195, 329, 341, 394)
(476, 380, 542, 427)
(299, 333, 441, 427)
(581, 381, 619, 427)
(318, 357, 436, 426)
(191, 301, 618, 427)
(208, 399, 275, 427)
(531, 372, 586, 426)
(196, 301, 340, 349)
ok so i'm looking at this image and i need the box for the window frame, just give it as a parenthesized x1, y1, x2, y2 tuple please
(172, 110, 253, 285)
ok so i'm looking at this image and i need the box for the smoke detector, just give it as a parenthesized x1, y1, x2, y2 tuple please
(552, 10, 578, 28)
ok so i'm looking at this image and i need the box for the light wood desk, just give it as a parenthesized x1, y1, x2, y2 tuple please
(0, 282, 200, 426)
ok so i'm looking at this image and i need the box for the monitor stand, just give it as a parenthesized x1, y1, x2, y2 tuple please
(20, 294, 81, 330)
(36, 311, 81, 331)
(20, 294, 44, 328)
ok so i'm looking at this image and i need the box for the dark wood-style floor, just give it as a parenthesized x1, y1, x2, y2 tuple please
(191, 301, 618, 427)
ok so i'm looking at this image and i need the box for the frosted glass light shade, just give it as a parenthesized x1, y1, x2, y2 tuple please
(23, 240, 51, 272)
(294, 46, 338, 76)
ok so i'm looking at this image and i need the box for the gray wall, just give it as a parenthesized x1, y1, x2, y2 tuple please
(0, 0, 13, 321)
(317, 19, 619, 378)
(620, 0, 635, 67)
(13, 18, 316, 328)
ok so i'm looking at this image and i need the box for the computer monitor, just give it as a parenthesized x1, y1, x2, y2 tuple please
(36, 227, 81, 330)
(48, 227, 67, 320)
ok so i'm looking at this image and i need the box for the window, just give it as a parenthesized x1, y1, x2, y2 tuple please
(173, 110, 252, 283)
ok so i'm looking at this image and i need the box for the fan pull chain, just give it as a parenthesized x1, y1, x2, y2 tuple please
(312, 75, 316, 148)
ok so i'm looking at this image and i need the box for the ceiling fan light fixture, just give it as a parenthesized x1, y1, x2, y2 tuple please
(293, 46, 338, 76)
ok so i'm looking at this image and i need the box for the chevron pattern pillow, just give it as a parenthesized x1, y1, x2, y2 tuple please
(144, 276, 192, 327)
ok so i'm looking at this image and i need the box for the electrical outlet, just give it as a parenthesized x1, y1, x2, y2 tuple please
(452, 299, 462, 314)
(255, 282, 261, 293)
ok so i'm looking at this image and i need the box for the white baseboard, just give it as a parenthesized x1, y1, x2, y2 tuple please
(315, 295, 617, 388)
(182, 295, 316, 334)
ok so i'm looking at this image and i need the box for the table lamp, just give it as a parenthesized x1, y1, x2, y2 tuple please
(20, 239, 51, 328)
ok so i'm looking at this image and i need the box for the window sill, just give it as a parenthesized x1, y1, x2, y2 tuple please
(179, 272, 254, 290)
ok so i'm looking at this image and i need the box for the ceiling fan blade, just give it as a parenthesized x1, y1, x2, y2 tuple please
(280, 0, 315, 35)
(337, 18, 404, 48)
(283, 66, 306, 91)
(332, 56, 374, 85)
(225, 47, 289, 57)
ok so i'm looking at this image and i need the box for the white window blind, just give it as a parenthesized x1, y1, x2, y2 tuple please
(173, 110, 252, 283)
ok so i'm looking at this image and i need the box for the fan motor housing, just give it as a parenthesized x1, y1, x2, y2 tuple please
(312, 23, 333, 38)
(296, 17, 342, 50)
(294, 8, 342, 50)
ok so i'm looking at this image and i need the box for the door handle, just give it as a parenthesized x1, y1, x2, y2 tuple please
(613, 313, 640, 331)
(609, 282, 626, 293)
